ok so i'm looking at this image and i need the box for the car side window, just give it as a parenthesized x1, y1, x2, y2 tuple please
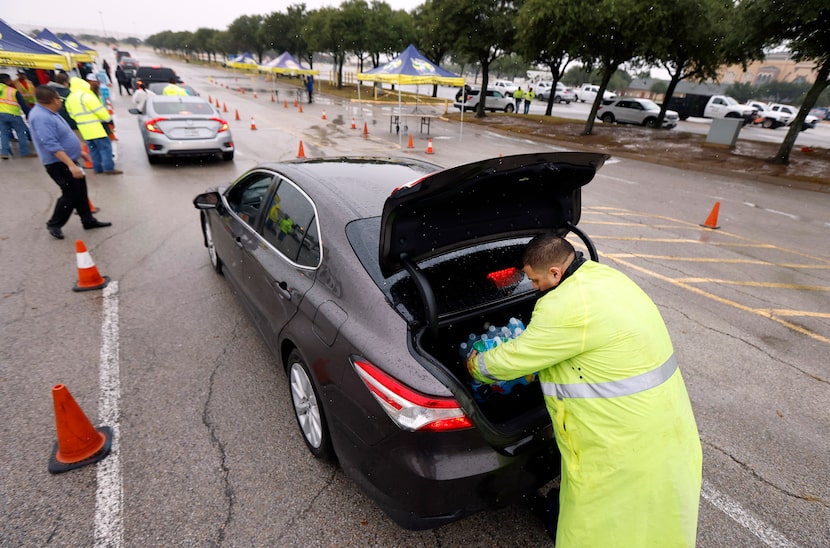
(225, 172, 275, 227)
(261, 178, 320, 266)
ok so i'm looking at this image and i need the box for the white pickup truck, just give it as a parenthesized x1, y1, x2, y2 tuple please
(746, 101, 791, 129)
(576, 84, 617, 103)
(666, 94, 757, 124)
(768, 104, 820, 131)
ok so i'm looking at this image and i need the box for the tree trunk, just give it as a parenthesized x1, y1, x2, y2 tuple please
(582, 64, 614, 135)
(770, 61, 829, 165)
(477, 60, 490, 119)
(658, 61, 685, 127)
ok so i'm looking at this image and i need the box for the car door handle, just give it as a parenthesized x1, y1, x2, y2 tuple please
(234, 236, 243, 248)
(274, 280, 291, 300)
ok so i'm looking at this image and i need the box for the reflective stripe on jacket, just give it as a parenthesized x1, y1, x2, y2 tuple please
(0, 85, 22, 116)
(472, 259, 702, 546)
(15, 79, 36, 105)
(65, 77, 109, 140)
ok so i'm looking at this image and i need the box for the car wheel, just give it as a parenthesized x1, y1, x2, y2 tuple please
(288, 350, 334, 461)
(504, 104, 515, 113)
(555, 95, 562, 103)
(202, 215, 223, 274)
(644, 117, 657, 128)
(600, 112, 615, 123)
(762, 118, 775, 129)
(147, 154, 160, 165)
(222, 151, 234, 161)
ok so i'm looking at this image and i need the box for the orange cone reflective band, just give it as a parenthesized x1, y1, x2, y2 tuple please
(407, 134, 414, 149)
(49, 384, 112, 473)
(700, 201, 721, 229)
(73, 240, 110, 292)
(297, 140, 305, 158)
(426, 138, 434, 154)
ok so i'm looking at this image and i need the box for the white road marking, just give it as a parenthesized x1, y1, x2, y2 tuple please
(94, 281, 123, 547)
(701, 480, 798, 547)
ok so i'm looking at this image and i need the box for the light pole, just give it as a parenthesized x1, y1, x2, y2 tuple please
(98, 11, 108, 42)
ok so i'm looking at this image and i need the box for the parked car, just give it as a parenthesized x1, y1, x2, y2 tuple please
(577, 84, 617, 104)
(129, 95, 233, 164)
(768, 103, 820, 131)
(596, 97, 679, 128)
(114, 50, 132, 63)
(132, 65, 182, 90)
(537, 82, 577, 104)
(808, 106, 830, 121)
(453, 87, 515, 112)
(192, 152, 609, 529)
(147, 82, 200, 96)
(491, 79, 519, 96)
(745, 101, 791, 129)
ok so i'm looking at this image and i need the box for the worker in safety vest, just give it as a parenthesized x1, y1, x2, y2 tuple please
(162, 77, 188, 96)
(0, 74, 36, 159)
(513, 86, 524, 112)
(14, 70, 36, 108)
(468, 234, 701, 546)
(65, 76, 122, 174)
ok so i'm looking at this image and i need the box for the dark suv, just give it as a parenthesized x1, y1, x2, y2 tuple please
(132, 66, 181, 90)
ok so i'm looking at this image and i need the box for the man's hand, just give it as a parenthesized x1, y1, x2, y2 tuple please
(69, 164, 85, 179)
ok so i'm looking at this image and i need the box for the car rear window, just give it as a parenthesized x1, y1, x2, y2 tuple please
(152, 100, 212, 115)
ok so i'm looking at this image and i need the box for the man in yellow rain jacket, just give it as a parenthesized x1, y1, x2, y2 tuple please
(162, 77, 188, 96)
(468, 234, 701, 546)
(65, 76, 122, 175)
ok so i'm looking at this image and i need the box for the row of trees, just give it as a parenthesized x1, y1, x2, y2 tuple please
(144, 0, 828, 164)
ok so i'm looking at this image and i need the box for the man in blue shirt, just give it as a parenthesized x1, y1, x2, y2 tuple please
(28, 85, 111, 240)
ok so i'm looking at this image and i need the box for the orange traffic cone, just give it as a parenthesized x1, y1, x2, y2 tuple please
(426, 138, 434, 154)
(81, 143, 93, 169)
(271, 92, 275, 103)
(48, 384, 112, 474)
(363, 122, 369, 137)
(253, 91, 258, 99)
(284, 99, 288, 108)
(294, 98, 298, 108)
(72, 240, 110, 292)
(215, 98, 220, 108)
(223, 102, 228, 113)
(297, 140, 306, 158)
(351, 117, 356, 130)
(700, 201, 721, 229)
(208, 95, 212, 103)
(106, 99, 114, 115)
(88, 198, 98, 213)
(321, 109, 327, 120)
(299, 103, 303, 113)
(407, 134, 414, 149)
(250, 116, 257, 130)
(235, 109, 240, 121)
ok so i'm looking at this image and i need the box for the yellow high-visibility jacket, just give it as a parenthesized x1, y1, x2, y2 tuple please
(162, 83, 188, 96)
(65, 77, 110, 141)
(472, 259, 702, 546)
(0, 85, 22, 116)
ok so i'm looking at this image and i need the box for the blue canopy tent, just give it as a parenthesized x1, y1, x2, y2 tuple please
(59, 33, 98, 60)
(0, 18, 70, 70)
(226, 52, 259, 72)
(357, 44, 465, 142)
(34, 28, 94, 64)
(260, 51, 318, 76)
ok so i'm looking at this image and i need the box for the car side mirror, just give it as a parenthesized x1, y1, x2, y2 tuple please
(193, 191, 221, 210)
(128, 108, 141, 115)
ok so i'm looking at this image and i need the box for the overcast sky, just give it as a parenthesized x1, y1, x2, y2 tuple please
(5, 0, 415, 38)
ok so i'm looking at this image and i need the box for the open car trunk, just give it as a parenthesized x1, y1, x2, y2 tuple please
(357, 152, 609, 439)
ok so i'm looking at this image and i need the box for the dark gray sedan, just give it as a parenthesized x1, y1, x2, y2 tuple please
(193, 152, 608, 529)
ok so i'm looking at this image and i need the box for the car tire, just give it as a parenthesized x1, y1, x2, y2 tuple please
(555, 95, 562, 103)
(222, 151, 234, 161)
(600, 112, 615, 123)
(147, 154, 161, 165)
(762, 118, 775, 129)
(288, 350, 334, 461)
(202, 215, 223, 274)
(504, 104, 515, 113)
(644, 117, 657, 128)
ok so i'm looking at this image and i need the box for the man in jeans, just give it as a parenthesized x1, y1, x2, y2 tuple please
(0, 73, 36, 159)
(28, 86, 112, 239)
(65, 75, 122, 175)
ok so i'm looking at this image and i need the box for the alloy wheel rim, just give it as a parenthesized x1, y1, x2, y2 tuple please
(290, 363, 322, 448)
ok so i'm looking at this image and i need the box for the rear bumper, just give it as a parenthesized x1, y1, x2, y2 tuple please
(331, 417, 559, 529)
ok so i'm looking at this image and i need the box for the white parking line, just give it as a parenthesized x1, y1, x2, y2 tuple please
(701, 480, 798, 547)
(94, 282, 123, 547)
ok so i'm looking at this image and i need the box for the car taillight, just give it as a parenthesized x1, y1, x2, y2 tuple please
(352, 358, 473, 432)
(212, 118, 229, 132)
(487, 267, 523, 289)
(145, 118, 167, 133)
